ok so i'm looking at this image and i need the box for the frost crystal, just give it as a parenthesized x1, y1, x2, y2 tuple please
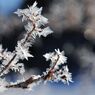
(16, 42, 33, 60)
(43, 49, 67, 68)
(38, 27, 53, 37)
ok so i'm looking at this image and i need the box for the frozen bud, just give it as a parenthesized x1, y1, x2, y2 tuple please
(14, 1, 44, 24)
(15, 1, 52, 39)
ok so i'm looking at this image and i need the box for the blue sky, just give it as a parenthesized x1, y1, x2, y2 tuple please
(0, 0, 23, 15)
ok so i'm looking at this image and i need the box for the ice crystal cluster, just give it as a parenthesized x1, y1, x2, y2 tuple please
(0, 1, 72, 92)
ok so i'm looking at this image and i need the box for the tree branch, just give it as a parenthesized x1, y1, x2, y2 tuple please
(6, 55, 60, 89)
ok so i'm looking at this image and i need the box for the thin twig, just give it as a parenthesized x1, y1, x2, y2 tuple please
(0, 15, 36, 76)
(0, 54, 16, 76)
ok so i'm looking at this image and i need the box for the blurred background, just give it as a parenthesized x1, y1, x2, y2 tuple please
(0, 0, 95, 95)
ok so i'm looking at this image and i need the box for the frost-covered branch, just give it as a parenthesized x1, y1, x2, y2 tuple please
(0, 1, 53, 77)
(6, 49, 72, 89)
(0, 1, 72, 92)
